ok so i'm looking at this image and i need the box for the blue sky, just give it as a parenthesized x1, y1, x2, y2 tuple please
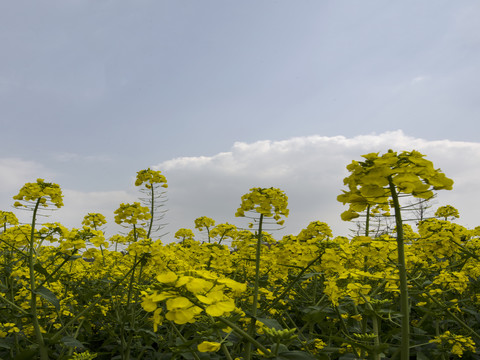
(1, 1, 479, 241)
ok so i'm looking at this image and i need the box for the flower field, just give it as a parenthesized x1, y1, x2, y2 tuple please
(1, 150, 479, 359)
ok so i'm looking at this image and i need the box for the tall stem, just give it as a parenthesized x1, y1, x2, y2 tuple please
(28, 199, 49, 359)
(365, 204, 371, 237)
(388, 177, 409, 360)
(246, 213, 264, 360)
(147, 187, 155, 239)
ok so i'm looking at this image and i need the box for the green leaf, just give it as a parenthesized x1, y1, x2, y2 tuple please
(338, 355, 358, 360)
(256, 317, 282, 330)
(14, 346, 39, 360)
(0, 337, 12, 349)
(36, 285, 60, 310)
(61, 336, 85, 349)
(415, 352, 431, 360)
(34, 263, 50, 278)
(275, 351, 317, 360)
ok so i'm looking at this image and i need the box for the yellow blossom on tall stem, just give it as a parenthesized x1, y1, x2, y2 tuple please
(114, 202, 151, 227)
(12, 179, 64, 360)
(235, 187, 288, 360)
(135, 168, 168, 238)
(338, 150, 453, 360)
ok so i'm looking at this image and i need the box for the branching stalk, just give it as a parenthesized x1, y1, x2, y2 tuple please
(388, 176, 409, 360)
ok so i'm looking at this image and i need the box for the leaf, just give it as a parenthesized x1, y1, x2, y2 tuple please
(256, 317, 282, 330)
(61, 336, 85, 349)
(299, 272, 321, 281)
(14, 346, 39, 360)
(33, 263, 50, 278)
(415, 352, 431, 360)
(338, 355, 358, 360)
(35, 285, 60, 311)
(275, 351, 317, 360)
(0, 337, 12, 349)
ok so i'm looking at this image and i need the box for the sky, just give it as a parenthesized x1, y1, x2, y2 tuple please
(1, 1, 479, 242)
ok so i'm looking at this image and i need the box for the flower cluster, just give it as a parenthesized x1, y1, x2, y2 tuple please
(135, 168, 168, 189)
(0, 211, 19, 228)
(114, 202, 151, 226)
(194, 216, 215, 231)
(435, 204, 460, 220)
(82, 213, 107, 229)
(141, 269, 246, 327)
(338, 150, 453, 221)
(235, 187, 289, 225)
(13, 178, 64, 208)
(429, 331, 476, 357)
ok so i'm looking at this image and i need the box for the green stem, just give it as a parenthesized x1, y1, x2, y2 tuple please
(365, 204, 371, 237)
(246, 213, 264, 360)
(362, 297, 381, 360)
(273, 340, 280, 356)
(372, 315, 381, 360)
(211, 318, 234, 360)
(147, 187, 155, 239)
(0, 295, 29, 315)
(221, 343, 234, 360)
(262, 251, 324, 315)
(37, 250, 78, 289)
(388, 176, 409, 360)
(123, 251, 138, 360)
(27, 199, 49, 360)
(171, 323, 202, 360)
(217, 317, 273, 357)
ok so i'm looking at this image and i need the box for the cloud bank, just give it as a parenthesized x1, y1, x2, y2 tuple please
(154, 130, 480, 239)
(1, 131, 479, 241)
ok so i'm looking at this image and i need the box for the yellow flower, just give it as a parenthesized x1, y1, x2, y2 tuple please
(82, 213, 107, 228)
(196, 291, 235, 317)
(194, 216, 216, 231)
(135, 168, 168, 188)
(156, 271, 178, 284)
(176, 276, 212, 294)
(114, 202, 151, 226)
(0, 211, 19, 227)
(236, 187, 289, 226)
(152, 308, 163, 332)
(13, 179, 64, 208)
(351, 314, 362, 321)
(314, 338, 327, 349)
(165, 297, 201, 324)
(197, 341, 221, 352)
(141, 297, 158, 312)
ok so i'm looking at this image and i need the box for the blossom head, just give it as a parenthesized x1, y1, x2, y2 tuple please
(338, 150, 454, 221)
(13, 179, 64, 208)
(82, 213, 107, 228)
(135, 168, 168, 189)
(114, 202, 151, 226)
(235, 187, 289, 226)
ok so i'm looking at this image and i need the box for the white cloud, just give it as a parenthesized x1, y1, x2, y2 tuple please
(0, 158, 54, 194)
(56, 189, 136, 231)
(4, 188, 136, 236)
(154, 130, 480, 239)
(2, 131, 479, 243)
(0, 157, 133, 234)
